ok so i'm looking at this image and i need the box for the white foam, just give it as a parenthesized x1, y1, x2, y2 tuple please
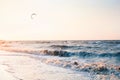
(0, 51, 89, 80)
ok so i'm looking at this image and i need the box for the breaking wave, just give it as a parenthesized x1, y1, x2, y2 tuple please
(1, 47, 120, 58)
(40, 58, 120, 75)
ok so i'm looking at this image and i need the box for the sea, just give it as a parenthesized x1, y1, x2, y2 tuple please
(0, 40, 120, 80)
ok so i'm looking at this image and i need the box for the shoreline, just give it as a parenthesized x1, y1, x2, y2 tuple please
(0, 50, 85, 80)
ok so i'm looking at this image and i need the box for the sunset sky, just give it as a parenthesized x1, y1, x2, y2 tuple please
(0, 0, 120, 40)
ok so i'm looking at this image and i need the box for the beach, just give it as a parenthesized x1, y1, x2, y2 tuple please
(0, 40, 120, 80)
(0, 50, 87, 80)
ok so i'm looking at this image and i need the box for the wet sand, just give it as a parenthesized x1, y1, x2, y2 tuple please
(0, 51, 87, 80)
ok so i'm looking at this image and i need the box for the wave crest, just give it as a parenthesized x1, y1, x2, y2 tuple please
(1, 46, 120, 58)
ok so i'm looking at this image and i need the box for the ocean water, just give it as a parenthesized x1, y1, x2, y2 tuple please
(0, 40, 120, 80)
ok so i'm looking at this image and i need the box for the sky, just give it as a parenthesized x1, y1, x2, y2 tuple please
(0, 0, 120, 40)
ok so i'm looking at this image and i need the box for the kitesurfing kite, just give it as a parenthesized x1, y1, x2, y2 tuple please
(31, 13, 37, 19)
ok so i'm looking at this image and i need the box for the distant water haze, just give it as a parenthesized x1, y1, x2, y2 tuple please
(0, 0, 120, 40)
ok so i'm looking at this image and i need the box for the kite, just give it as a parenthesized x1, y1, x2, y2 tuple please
(31, 13, 37, 19)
